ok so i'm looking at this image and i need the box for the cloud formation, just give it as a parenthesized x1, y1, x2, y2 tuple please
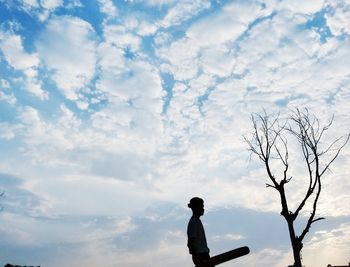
(0, 31, 46, 99)
(0, 0, 349, 266)
(36, 16, 97, 102)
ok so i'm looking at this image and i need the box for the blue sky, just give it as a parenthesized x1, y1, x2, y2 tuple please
(0, 0, 350, 266)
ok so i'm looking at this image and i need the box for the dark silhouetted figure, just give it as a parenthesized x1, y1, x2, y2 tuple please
(187, 197, 211, 267)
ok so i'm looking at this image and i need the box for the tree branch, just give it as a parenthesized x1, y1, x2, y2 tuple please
(320, 134, 350, 176)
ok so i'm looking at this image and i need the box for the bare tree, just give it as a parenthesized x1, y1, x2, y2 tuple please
(245, 108, 349, 267)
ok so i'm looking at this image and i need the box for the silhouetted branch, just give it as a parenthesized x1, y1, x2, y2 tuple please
(320, 134, 350, 176)
(266, 183, 277, 189)
(312, 217, 325, 223)
(316, 115, 334, 144)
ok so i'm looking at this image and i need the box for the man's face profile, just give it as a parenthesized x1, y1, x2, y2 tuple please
(193, 202, 204, 216)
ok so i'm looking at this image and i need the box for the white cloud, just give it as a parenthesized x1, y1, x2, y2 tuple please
(136, 21, 158, 36)
(113, 216, 137, 235)
(16, 0, 64, 21)
(18, 106, 49, 144)
(158, 0, 211, 28)
(0, 212, 137, 248)
(98, 0, 118, 20)
(232, 12, 307, 76)
(0, 122, 22, 140)
(22, 0, 40, 8)
(52, 230, 189, 267)
(94, 36, 165, 155)
(96, 42, 125, 76)
(36, 16, 97, 101)
(143, 0, 175, 6)
(277, 0, 325, 15)
(103, 24, 141, 51)
(0, 90, 17, 105)
(187, 0, 267, 47)
(0, 34, 39, 69)
(303, 223, 350, 266)
(156, 1, 271, 81)
(316, 158, 350, 217)
(225, 8, 350, 110)
(17, 105, 84, 164)
(25, 174, 161, 216)
(98, 233, 189, 267)
(0, 31, 47, 99)
(326, 2, 350, 36)
(154, 31, 172, 46)
(228, 248, 292, 267)
(16, 98, 163, 181)
(66, 0, 83, 9)
(212, 233, 245, 241)
(99, 59, 163, 102)
(156, 37, 200, 80)
(200, 45, 235, 77)
(0, 79, 10, 89)
(40, 0, 63, 10)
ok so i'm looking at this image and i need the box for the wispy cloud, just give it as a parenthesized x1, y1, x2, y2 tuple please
(0, 31, 46, 99)
(36, 16, 97, 103)
(98, 0, 118, 21)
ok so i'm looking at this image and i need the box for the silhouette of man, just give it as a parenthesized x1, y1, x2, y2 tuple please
(187, 197, 211, 267)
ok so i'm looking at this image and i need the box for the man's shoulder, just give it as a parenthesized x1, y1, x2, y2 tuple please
(189, 216, 201, 225)
(188, 217, 201, 235)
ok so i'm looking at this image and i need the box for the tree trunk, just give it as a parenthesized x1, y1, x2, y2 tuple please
(292, 240, 302, 267)
(280, 188, 303, 267)
(287, 220, 302, 267)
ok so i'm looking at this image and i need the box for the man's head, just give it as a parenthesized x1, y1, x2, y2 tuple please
(188, 197, 204, 217)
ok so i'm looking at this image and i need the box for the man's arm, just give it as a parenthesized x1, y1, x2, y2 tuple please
(187, 237, 196, 255)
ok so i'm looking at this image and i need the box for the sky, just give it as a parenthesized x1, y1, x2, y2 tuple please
(0, 0, 349, 266)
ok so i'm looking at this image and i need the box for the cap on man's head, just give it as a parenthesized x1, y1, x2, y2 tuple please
(188, 197, 204, 209)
